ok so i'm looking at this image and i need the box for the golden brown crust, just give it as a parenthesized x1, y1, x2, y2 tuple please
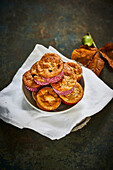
(37, 53, 64, 78)
(36, 99, 47, 111)
(36, 87, 61, 111)
(22, 70, 40, 88)
(65, 62, 82, 80)
(59, 82, 84, 104)
(30, 61, 39, 75)
(30, 62, 47, 83)
(32, 91, 47, 110)
(51, 63, 77, 92)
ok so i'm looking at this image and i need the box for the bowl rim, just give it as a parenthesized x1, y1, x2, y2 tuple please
(22, 75, 85, 114)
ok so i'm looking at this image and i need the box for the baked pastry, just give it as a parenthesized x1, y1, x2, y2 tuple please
(32, 91, 49, 110)
(22, 70, 41, 91)
(31, 62, 49, 85)
(65, 62, 82, 81)
(37, 53, 64, 83)
(59, 82, 84, 105)
(51, 63, 77, 95)
(36, 87, 61, 111)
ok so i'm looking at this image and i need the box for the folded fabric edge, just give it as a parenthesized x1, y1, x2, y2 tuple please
(24, 124, 71, 140)
(0, 116, 23, 129)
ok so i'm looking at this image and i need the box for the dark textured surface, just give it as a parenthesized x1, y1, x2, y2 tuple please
(0, 0, 113, 169)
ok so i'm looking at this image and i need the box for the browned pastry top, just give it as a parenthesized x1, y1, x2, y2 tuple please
(37, 53, 64, 78)
(22, 70, 40, 88)
(65, 62, 82, 80)
(30, 61, 39, 75)
(59, 82, 84, 104)
(51, 63, 77, 92)
(36, 87, 61, 111)
(30, 62, 46, 83)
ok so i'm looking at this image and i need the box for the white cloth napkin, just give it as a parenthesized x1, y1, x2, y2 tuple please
(0, 44, 113, 140)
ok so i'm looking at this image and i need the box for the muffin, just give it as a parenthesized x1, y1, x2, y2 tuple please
(65, 62, 82, 81)
(31, 62, 49, 85)
(22, 70, 41, 91)
(59, 82, 84, 105)
(36, 87, 61, 111)
(37, 53, 64, 83)
(51, 63, 77, 95)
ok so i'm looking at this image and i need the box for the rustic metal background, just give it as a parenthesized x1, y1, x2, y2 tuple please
(0, 0, 113, 169)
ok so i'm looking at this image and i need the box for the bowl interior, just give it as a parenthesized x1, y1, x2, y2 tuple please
(22, 76, 85, 113)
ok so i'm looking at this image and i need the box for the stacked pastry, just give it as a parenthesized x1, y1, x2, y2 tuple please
(22, 53, 84, 111)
